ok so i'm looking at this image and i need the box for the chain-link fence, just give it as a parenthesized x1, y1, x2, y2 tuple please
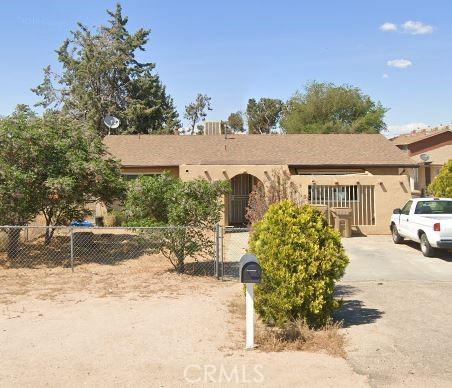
(219, 226, 250, 280)
(0, 224, 254, 283)
(0, 225, 219, 277)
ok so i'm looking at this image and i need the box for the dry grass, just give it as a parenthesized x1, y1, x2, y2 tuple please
(0, 251, 218, 305)
(228, 294, 346, 358)
(255, 320, 346, 357)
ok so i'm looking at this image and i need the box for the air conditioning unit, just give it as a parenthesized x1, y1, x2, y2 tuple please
(203, 121, 224, 135)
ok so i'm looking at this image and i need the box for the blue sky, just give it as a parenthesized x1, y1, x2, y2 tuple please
(1, 0, 451, 136)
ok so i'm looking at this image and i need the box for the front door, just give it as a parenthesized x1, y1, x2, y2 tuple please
(228, 174, 255, 225)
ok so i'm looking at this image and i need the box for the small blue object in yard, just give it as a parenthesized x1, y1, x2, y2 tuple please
(70, 220, 94, 227)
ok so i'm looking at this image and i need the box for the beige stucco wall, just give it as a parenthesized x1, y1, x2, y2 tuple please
(366, 167, 400, 175)
(96, 164, 413, 234)
(291, 174, 411, 235)
(179, 164, 289, 183)
(179, 164, 411, 234)
(179, 165, 289, 226)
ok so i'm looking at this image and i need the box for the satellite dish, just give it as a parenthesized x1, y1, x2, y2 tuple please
(420, 153, 430, 162)
(103, 115, 121, 134)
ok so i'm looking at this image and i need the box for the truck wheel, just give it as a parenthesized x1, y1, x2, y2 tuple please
(391, 225, 404, 244)
(420, 233, 435, 257)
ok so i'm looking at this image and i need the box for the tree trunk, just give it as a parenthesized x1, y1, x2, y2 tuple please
(175, 250, 185, 273)
(7, 228, 21, 260)
(44, 227, 55, 246)
(175, 260, 185, 273)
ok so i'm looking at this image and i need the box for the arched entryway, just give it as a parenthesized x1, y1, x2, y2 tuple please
(228, 173, 262, 226)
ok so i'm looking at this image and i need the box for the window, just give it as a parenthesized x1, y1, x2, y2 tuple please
(123, 173, 162, 181)
(414, 200, 452, 215)
(307, 185, 375, 226)
(308, 185, 359, 202)
(401, 200, 413, 215)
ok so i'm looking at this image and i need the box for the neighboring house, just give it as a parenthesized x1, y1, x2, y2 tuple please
(104, 134, 416, 235)
(391, 127, 452, 195)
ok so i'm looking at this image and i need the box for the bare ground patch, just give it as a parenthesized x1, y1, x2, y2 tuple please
(0, 251, 217, 305)
(0, 260, 367, 386)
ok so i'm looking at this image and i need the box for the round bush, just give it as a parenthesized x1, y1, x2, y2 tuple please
(249, 200, 349, 328)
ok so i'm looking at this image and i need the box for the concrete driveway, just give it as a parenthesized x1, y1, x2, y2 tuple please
(338, 236, 452, 387)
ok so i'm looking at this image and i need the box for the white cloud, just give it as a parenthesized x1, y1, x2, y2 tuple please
(402, 20, 434, 35)
(382, 73, 389, 79)
(387, 59, 412, 69)
(380, 22, 397, 32)
(385, 122, 427, 138)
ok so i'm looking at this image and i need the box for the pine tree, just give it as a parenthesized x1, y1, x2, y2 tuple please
(33, 3, 180, 135)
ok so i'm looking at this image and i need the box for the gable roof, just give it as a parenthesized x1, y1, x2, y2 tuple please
(390, 126, 452, 146)
(104, 134, 417, 168)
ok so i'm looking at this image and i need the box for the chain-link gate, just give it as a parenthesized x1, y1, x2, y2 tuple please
(217, 226, 250, 280)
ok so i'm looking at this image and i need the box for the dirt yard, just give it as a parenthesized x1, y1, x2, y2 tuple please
(0, 255, 368, 387)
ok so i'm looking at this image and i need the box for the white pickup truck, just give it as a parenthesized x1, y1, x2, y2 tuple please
(390, 198, 452, 257)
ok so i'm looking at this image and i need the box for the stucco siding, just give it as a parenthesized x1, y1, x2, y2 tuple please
(179, 164, 288, 183)
(291, 174, 411, 235)
(180, 164, 410, 234)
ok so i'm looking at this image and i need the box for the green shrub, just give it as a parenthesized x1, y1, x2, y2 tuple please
(249, 200, 348, 328)
(102, 209, 125, 227)
(123, 173, 177, 225)
(429, 160, 452, 198)
(123, 174, 230, 272)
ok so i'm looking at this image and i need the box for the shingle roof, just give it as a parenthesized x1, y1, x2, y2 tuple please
(104, 134, 417, 167)
(390, 126, 452, 145)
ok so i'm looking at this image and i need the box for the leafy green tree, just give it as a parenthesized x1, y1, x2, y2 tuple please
(246, 98, 284, 134)
(162, 179, 229, 272)
(281, 81, 387, 134)
(227, 112, 245, 132)
(429, 160, 452, 197)
(33, 3, 180, 135)
(124, 174, 229, 272)
(0, 107, 43, 257)
(0, 106, 125, 251)
(36, 111, 126, 243)
(250, 201, 348, 328)
(184, 94, 212, 135)
(123, 173, 177, 225)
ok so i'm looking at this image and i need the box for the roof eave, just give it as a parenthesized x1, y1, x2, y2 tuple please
(289, 163, 419, 168)
(121, 164, 180, 168)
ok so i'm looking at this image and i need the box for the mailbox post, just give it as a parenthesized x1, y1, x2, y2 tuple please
(239, 253, 262, 349)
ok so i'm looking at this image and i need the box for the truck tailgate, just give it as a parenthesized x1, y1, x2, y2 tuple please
(440, 219, 452, 240)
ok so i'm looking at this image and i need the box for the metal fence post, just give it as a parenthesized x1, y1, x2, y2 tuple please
(70, 227, 74, 272)
(220, 225, 224, 280)
(215, 224, 220, 279)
